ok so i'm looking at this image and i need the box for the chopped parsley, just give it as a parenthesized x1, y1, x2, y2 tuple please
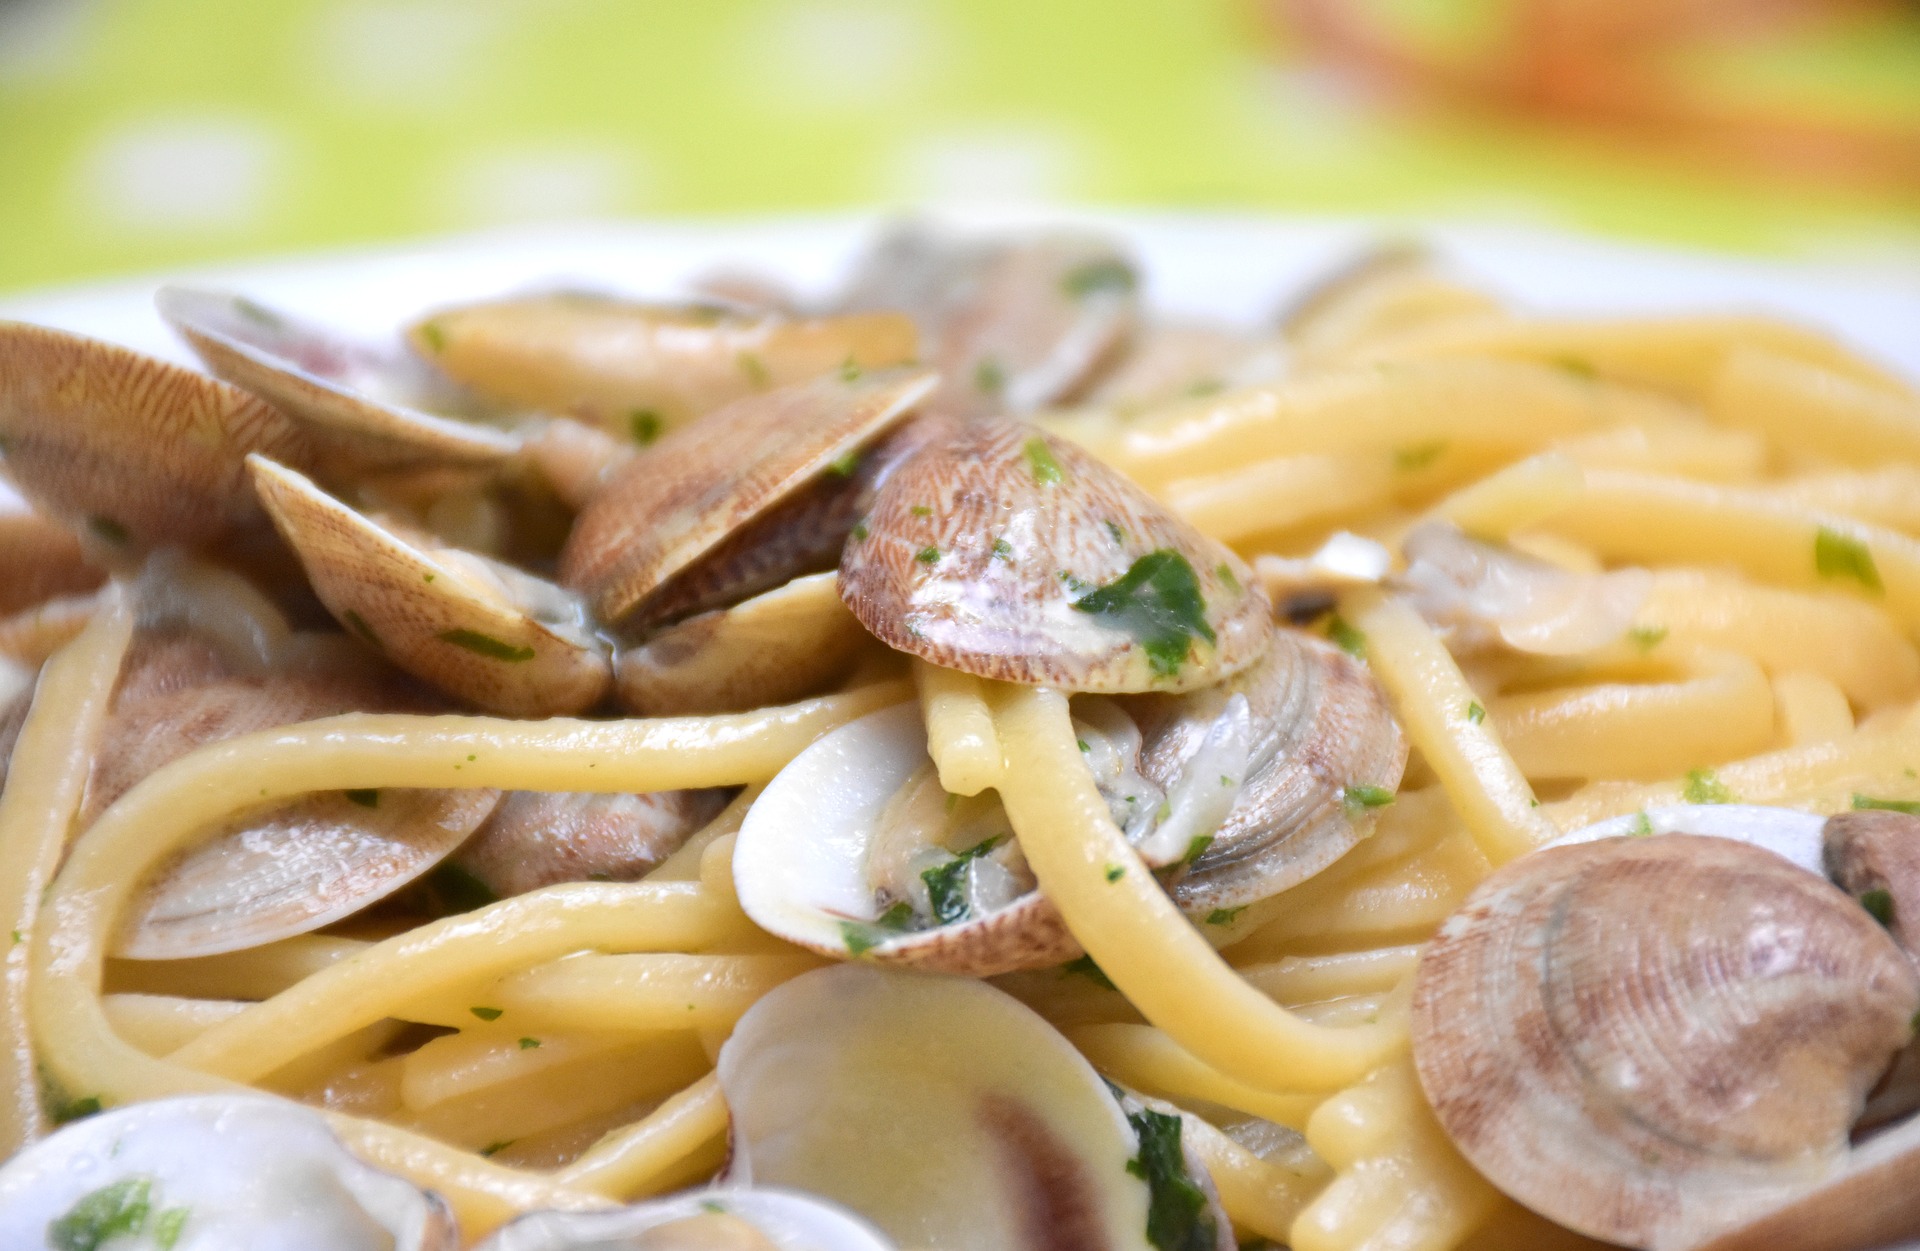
(1071, 550, 1215, 678)
(876, 900, 916, 930)
(991, 537, 1014, 560)
(232, 296, 283, 329)
(628, 410, 663, 445)
(50, 1178, 151, 1251)
(48, 1094, 102, 1125)
(480, 1141, 514, 1158)
(1861, 889, 1896, 927)
(517, 1037, 541, 1050)
(1064, 955, 1116, 989)
(1815, 527, 1883, 593)
(470, 1006, 503, 1022)
(1393, 441, 1447, 472)
(417, 321, 447, 352)
(1853, 794, 1920, 816)
(850, 519, 869, 542)
(1465, 701, 1485, 725)
(839, 919, 895, 956)
(910, 504, 932, 516)
(342, 609, 380, 646)
(1552, 356, 1597, 380)
(921, 837, 1004, 925)
(827, 448, 862, 478)
(86, 516, 128, 545)
(1683, 768, 1734, 805)
(1342, 784, 1396, 812)
(438, 629, 536, 662)
(1105, 864, 1126, 882)
(1627, 625, 1668, 652)
(737, 352, 769, 388)
(1185, 378, 1223, 398)
(1125, 1108, 1219, 1251)
(1206, 906, 1246, 926)
(839, 358, 862, 382)
(915, 546, 941, 565)
(1326, 615, 1366, 658)
(153, 1207, 189, 1251)
(1631, 811, 1654, 837)
(1062, 258, 1138, 299)
(1181, 834, 1214, 865)
(1023, 436, 1065, 485)
(424, 863, 499, 915)
(1214, 562, 1240, 593)
(1105, 520, 1127, 545)
(1077, 739, 1091, 752)
(343, 788, 379, 809)
(974, 358, 1006, 396)
(8, 930, 18, 945)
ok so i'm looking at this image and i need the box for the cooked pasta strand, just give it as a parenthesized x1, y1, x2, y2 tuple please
(913, 661, 1002, 797)
(1068, 1024, 1324, 1130)
(556, 1073, 730, 1198)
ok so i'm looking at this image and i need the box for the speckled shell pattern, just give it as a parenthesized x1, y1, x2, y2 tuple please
(159, 287, 518, 473)
(1126, 627, 1408, 912)
(1411, 834, 1920, 1251)
(0, 321, 311, 551)
(850, 891, 1083, 979)
(250, 456, 613, 717)
(560, 366, 937, 626)
(838, 419, 1269, 693)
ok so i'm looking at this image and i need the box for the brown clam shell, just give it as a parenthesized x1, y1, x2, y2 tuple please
(1412, 834, 1920, 1251)
(250, 456, 612, 717)
(159, 287, 519, 473)
(561, 366, 936, 626)
(0, 322, 308, 551)
(838, 420, 1269, 693)
(450, 787, 732, 898)
(1825, 809, 1920, 958)
(406, 291, 919, 437)
(1125, 627, 1408, 912)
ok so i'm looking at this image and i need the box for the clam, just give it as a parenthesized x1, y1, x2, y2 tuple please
(1543, 802, 1829, 875)
(475, 1190, 896, 1251)
(0, 1095, 457, 1249)
(0, 477, 105, 615)
(1412, 832, 1920, 1250)
(717, 963, 1230, 1251)
(96, 626, 498, 959)
(615, 573, 874, 715)
(405, 290, 918, 439)
(562, 367, 936, 628)
(0, 321, 309, 552)
(249, 456, 612, 717)
(838, 419, 1269, 693)
(1123, 626, 1409, 914)
(1824, 808, 1920, 956)
(448, 787, 732, 900)
(840, 224, 1140, 418)
(158, 286, 520, 474)
(1395, 521, 1652, 656)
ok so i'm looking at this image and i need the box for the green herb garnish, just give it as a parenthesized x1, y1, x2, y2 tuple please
(628, 410, 663, 445)
(850, 519, 869, 541)
(1465, 701, 1485, 725)
(974, 358, 1006, 395)
(1205, 906, 1246, 926)
(342, 609, 380, 646)
(1628, 625, 1668, 652)
(1861, 889, 1896, 927)
(1023, 436, 1064, 485)
(1684, 768, 1734, 805)
(417, 320, 446, 352)
(921, 837, 1004, 925)
(344, 788, 379, 809)
(839, 919, 894, 956)
(1393, 441, 1447, 472)
(1342, 784, 1396, 811)
(1215, 562, 1240, 593)
(1125, 1108, 1219, 1251)
(438, 629, 536, 662)
(1063, 954, 1116, 989)
(876, 901, 916, 931)
(480, 1141, 514, 1158)
(1854, 794, 1920, 815)
(737, 351, 769, 387)
(424, 862, 499, 915)
(49, 1094, 102, 1125)
(1815, 527, 1883, 593)
(1182, 834, 1213, 865)
(1631, 811, 1654, 837)
(50, 1178, 151, 1251)
(470, 1006, 503, 1022)
(517, 1037, 540, 1050)
(1326, 615, 1366, 657)
(839, 358, 862, 382)
(1553, 356, 1596, 380)
(991, 537, 1013, 560)
(1071, 550, 1214, 678)
(915, 546, 941, 565)
(1105, 864, 1126, 882)
(827, 448, 862, 478)
(1062, 258, 1137, 299)
(153, 1207, 189, 1251)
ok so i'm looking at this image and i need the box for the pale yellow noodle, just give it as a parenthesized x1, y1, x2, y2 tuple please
(1179, 1109, 1331, 1244)
(912, 661, 1002, 797)
(1161, 452, 1394, 542)
(1771, 672, 1853, 747)
(1233, 831, 1489, 961)
(990, 683, 1402, 1092)
(460, 952, 824, 1035)
(401, 1029, 656, 1111)
(1067, 1024, 1324, 1130)
(100, 994, 247, 1053)
(1710, 347, 1920, 467)
(1236, 946, 1424, 1004)
(105, 934, 372, 1001)
(1549, 423, 1767, 483)
(0, 588, 129, 1153)
(556, 1072, 730, 1198)
(1778, 465, 1920, 535)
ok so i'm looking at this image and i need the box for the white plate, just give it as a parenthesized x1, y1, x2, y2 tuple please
(1, 211, 1916, 383)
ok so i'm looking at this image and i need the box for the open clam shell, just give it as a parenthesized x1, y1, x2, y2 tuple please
(561, 367, 936, 627)
(1125, 627, 1409, 913)
(839, 420, 1269, 693)
(0, 322, 309, 552)
(97, 628, 499, 960)
(718, 963, 1227, 1251)
(406, 291, 919, 438)
(250, 456, 612, 716)
(1412, 833, 1920, 1250)
(449, 787, 732, 899)
(0, 1095, 458, 1249)
(734, 704, 1078, 976)
(476, 1190, 896, 1251)
(0, 479, 105, 615)
(615, 572, 872, 716)
(840, 225, 1140, 417)
(159, 287, 519, 473)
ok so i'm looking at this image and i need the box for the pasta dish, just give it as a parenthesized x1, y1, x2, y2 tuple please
(0, 223, 1915, 1251)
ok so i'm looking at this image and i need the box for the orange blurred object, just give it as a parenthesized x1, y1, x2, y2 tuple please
(1266, 0, 1920, 191)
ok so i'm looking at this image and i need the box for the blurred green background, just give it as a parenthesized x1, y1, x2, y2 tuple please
(1, 0, 1916, 293)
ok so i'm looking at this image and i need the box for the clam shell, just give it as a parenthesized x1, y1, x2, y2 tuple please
(0, 1095, 458, 1249)
(838, 420, 1269, 693)
(840, 225, 1139, 417)
(717, 964, 1178, 1251)
(159, 287, 519, 473)
(0, 485, 105, 615)
(475, 1190, 896, 1251)
(1124, 627, 1408, 912)
(734, 703, 1079, 977)
(1825, 808, 1920, 957)
(615, 573, 872, 716)
(406, 291, 918, 437)
(561, 367, 935, 626)
(97, 629, 499, 959)
(0, 321, 308, 551)
(450, 787, 732, 898)
(250, 456, 612, 716)
(1412, 834, 1920, 1250)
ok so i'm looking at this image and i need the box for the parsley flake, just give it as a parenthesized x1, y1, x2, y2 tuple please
(1062, 258, 1137, 299)
(1023, 436, 1065, 485)
(153, 1207, 189, 1251)
(1861, 889, 1896, 927)
(1393, 441, 1447, 472)
(1105, 864, 1126, 882)
(974, 358, 1006, 395)
(1063, 955, 1116, 989)
(737, 352, 770, 388)
(517, 1037, 541, 1050)
(921, 837, 1004, 925)
(470, 1006, 503, 1022)
(628, 410, 663, 445)
(991, 537, 1013, 560)
(1126, 1108, 1220, 1251)
(1071, 550, 1214, 678)
(1465, 701, 1485, 725)
(50, 1178, 151, 1251)
(915, 546, 941, 565)
(1205, 906, 1246, 926)
(1683, 768, 1734, 805)
(1815, 527, 1883, 593)
(1854, 794, 1920, 816)
(438, 629, 536, 662)
(1628, 625, 1668, 652)
(827, 448, 861, 478)
(1326, 615, 1366, 657)
(1342, 784, 1396, 811)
